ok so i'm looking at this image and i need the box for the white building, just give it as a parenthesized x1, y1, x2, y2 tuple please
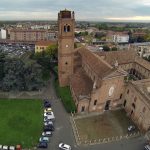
(31, 25, 51, 30)
(131, 42, 150, 58)
(106, 31, 129, 44)
(113, 34, 129, 43)
(0, 29, 7, 39)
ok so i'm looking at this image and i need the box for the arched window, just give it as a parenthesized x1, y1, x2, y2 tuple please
(123, 100, 126, 107)
(132, 103, 135, 109)
(120, 94, 123, 99)
(81, 106, 85, 112)
(64, 24, 70, 32)
(67, 25, 70, 32)
(94, 100, 97, 106)
(64, 25, 67, 32)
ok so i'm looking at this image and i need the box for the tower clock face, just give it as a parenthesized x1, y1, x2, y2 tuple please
(108, 86, 115, 97)
(66, 44, 68, 48)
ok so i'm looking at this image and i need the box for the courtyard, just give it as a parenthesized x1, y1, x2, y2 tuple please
(74, 109, 138, 143)
(0, 99, 43, 148)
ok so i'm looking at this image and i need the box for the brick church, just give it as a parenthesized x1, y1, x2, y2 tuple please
(58, 10, 150, 132)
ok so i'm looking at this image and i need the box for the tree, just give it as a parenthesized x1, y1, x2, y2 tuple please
(0, 52, 5, 81)
(111, 47, 117, 51)
(0, 57, 44, 91)
(103, 45, 110, 51)
(45, 44, 58, 58)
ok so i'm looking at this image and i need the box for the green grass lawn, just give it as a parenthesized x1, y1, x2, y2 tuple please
(54, 80, 76, 113)
(0, 99, 43, 148)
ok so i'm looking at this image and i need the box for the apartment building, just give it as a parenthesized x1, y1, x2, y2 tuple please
(10, 29, 57, 42)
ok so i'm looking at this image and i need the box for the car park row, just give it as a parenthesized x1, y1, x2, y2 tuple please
(37, 99, 55, 149)
(0, 145, 21, 150)
(37, 99, 72, 150)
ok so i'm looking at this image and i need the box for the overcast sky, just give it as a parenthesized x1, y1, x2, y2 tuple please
(1, 0, 150, 21)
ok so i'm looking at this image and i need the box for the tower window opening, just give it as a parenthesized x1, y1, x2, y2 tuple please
(67, 25, 70, 32)
(64, 24, 70, 32)
(65, 62, 68, 65)
(64, 25, 67, 32)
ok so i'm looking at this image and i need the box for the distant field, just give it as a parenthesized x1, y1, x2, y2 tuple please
(0, 99, 43, 148)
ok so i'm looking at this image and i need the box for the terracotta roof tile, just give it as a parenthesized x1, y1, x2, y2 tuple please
(95, 50, 136, 66)
(70, 68, 93, 99)
(77, 47, 114, 79)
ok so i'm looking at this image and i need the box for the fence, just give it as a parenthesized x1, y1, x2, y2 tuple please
(70, 113, 141, 146)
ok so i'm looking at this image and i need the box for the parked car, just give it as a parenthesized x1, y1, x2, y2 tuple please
(43, 126, 54, 132)
(9, 146, 15, 150)
(37, 142, 48, 148)
(59, 143, 71, 150)
(44, 112, 53, 116)
(44, 121, 53, 126)
(39, 137, 49, 143)
(44, 125, 55, 131)
(44, 103, 51, 108)
(0, 145, 2, 149)
(44, 100, 51, 108)
(2, 145, 8, 150)
(144, 144, 150, 150)
(44, 117, 52, 122)
(42, 131, 52, 137)
(44, 112, 54, 117)
(128, 125, 135, 132)
(44, 112, 55, 120)
(45, 124, 54, 130)
(44, 108, 52, 113)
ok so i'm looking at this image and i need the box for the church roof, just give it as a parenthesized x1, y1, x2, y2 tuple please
(70, 68, 93, 99)
(131, 79, 150, 105)
(77, 47, 115, 79)
(135, 57, 150, 71)
(95, 50, 136, 66)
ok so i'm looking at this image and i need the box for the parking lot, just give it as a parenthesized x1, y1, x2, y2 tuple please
(0, 43, 34, 58)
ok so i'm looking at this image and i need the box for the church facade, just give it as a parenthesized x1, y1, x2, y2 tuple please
(58, 10, 150, 132)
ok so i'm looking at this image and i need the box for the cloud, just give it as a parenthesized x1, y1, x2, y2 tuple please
(0, 0, 150, 21)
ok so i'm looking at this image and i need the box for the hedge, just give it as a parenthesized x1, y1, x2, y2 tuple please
(54, 80, 76, 113)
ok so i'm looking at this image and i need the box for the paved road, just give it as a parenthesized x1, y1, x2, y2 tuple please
(41, 77, 147, 150)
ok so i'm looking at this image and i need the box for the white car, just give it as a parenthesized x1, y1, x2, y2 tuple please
(42, 131, 52, 137)
(2, 145, 8, 150)
(44, 112, 55, 121)
(9, 146, 15, 150)
(59, 143, 71, 150)
(44, 108, 52, 113)
(44, 112, 54, 117)
(44, 121, 53, 126)
(128, 125, 135, 132)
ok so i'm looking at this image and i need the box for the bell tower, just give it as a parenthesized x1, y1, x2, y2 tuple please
(58, 9, 75, 87)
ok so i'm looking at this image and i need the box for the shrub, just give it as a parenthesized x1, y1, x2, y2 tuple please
(54, 80, 76, 113)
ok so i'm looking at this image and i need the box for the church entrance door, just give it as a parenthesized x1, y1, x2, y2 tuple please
(105, 100, 111, 110)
